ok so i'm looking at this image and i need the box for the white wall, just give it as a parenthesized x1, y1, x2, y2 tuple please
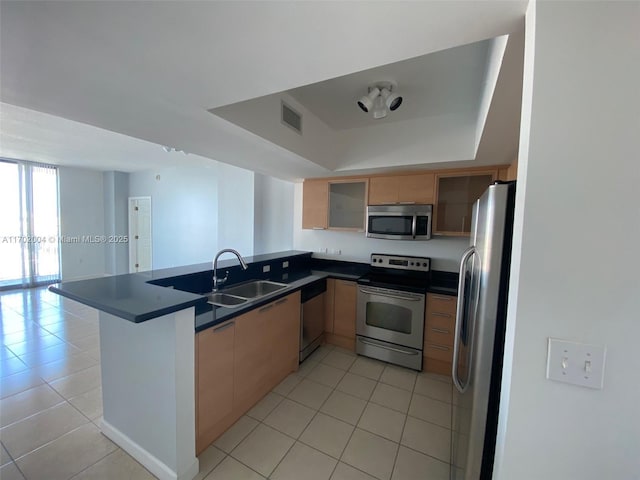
(253, 173, 294, 255)
(494, 2, 640, 479)
(129, 165, 219, 269)
(216, 162, 255, 257)
(292, 183, 468, 271)
(58, 166, 106, 281)
(128, 162, 255, 269)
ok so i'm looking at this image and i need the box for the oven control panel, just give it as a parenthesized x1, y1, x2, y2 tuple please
(370, 254, 430, 272)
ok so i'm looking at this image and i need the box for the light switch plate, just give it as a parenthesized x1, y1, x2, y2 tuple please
(546, 338, 606, 389)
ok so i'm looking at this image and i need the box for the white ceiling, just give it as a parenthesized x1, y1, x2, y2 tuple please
(285, 39, 492, 131)
(0, 1, 528, 181)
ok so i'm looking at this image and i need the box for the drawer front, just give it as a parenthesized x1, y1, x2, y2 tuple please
(427, 293, 457, 315)
(424, 316, 454, 347)
(424, 342, 453, 362)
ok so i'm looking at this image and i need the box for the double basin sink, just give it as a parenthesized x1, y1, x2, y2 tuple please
(206, 280, 288, 308)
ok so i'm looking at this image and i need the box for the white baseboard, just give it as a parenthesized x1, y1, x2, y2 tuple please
(100, 420, 199, 480)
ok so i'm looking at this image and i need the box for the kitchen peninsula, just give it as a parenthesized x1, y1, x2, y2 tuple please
(49, 250, 367, 480)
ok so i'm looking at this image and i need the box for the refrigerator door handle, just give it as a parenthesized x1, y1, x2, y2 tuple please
(452, 246, 479, 393)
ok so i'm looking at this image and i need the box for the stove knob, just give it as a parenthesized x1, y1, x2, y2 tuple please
(423, 262, 427, 267)
(410, 262, 414, 266)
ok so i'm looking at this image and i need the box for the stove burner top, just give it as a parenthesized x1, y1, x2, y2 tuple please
(357, 253, 431, 294)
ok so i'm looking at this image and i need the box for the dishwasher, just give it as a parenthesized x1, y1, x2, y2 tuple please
(299, 278, 326, 362)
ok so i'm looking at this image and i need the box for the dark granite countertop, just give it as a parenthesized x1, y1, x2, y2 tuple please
(50, 250, 458, 330)
(49, 250, 314, 323)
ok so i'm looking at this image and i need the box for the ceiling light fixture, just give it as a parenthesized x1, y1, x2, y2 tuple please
(162, 146, 188, 155)
(357, 82, 402, 119)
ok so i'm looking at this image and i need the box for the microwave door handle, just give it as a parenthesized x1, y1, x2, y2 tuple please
(452, 246, 476, 393)
(411, 215, 417, 239)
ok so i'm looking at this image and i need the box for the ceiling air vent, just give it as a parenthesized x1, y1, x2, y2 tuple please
(281, 101, 302, 134)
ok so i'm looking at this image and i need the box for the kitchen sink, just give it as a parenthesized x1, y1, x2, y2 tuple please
(206, 280, 288, 307)
(222, 280, 288, 299)
(206, 293, 248, 308)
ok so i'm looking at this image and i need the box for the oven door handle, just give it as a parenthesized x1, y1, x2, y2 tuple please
(358, 287, 422, 301)
(358, 337, 420, 355)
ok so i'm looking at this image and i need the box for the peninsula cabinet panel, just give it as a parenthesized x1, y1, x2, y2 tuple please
(233, 308, 271, 414)
(369, 173, 435, 205)
(196, 321, 235, 455)
(302, 180, 328, 229)
(269, 291, 302, 383)
(234, 292, 301, 414)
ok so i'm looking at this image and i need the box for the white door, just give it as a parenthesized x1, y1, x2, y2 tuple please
(128, 197, 152, 273)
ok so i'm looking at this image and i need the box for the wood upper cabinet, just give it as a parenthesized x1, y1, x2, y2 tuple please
(302, 180, 328, 229)
(498, 160, 518, 182)
(333, 280, 357, 339)
(368, 173, 435, 205)
(303, 179, 368, 231)
(434, 170, 497, 236)
(423, 293, 457, 376)
(328, 180, 368, 231)
(196, 321, 235, 454)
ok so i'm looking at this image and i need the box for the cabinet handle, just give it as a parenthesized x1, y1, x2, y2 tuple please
(312, 227, 326, 230)
(398, 201, 416, 204)
(275, 298, 288, 305)
(213, 321, 235, 333)
(427, 344, 450, 351)
(431, 327, 450, 334)
(259, 304, 274, 313)
(432, 312, 452, 318)
(431, 295, 454, 301)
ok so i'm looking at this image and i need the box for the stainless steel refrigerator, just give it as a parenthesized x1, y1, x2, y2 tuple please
(451, 181, 516, 480)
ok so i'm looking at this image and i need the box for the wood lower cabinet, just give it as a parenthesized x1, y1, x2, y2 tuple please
(195, 291, 301, 455)
(234, 291, 301, 414)
(233, 307, 272, 414)
(324, 279, 357, 350)
(195, 321, 235, 454)
(269, 293, 302, 384)
(423, 293, 457, 376)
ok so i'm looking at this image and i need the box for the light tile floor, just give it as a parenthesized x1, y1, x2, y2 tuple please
(0, 287, 454, 480)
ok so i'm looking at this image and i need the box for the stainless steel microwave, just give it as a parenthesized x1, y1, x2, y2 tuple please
(366, 204, 432, 240)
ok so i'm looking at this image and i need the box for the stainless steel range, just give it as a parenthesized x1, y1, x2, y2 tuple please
(356, 253, 430, 370)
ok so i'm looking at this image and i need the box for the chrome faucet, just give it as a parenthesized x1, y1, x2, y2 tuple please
(213, 248, 248, 291)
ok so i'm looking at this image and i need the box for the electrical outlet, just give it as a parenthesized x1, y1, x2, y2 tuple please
(262, 265, 271, 273)
(282, 261, 289, 269)
(546, 338, 606, 389)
